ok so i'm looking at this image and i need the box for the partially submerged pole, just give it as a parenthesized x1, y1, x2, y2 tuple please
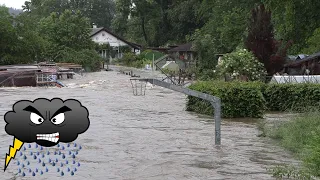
(133, 78, 222, 145)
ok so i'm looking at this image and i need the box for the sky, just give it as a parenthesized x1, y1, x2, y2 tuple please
(0, 0, 25, 9)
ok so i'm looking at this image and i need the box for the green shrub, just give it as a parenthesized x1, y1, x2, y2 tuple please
(263, 83, 320, 112)
(56, 48, 103, 72)
(217, 48, 267, 81)
(187, 81, 266, 118)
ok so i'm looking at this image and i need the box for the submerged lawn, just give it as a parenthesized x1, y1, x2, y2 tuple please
(266, 111, 320, 179)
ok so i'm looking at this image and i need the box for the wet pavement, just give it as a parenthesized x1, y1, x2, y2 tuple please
(0, 68, 299, 180)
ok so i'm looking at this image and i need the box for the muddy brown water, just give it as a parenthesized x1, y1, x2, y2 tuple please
(0, 68, 299, 180)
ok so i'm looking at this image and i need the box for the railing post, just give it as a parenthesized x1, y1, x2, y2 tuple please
(212, 98, 221, 145)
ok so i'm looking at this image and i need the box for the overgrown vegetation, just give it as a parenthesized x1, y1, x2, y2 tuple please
(187, 81, 265, 118)
(265, 111, 320, 179)
(116, 50, 164, 69)
(187, 81, 320, 118)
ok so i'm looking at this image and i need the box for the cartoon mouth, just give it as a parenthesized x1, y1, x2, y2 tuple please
(36, 132, 59, 143)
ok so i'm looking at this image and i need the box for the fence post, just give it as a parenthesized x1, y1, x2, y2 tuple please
(212, 98, 221, 145)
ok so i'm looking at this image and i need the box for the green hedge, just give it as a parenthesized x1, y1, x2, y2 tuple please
(263, 83, 320, 112)
(187, 81, 266, 118)
(187, 81, 320, 118)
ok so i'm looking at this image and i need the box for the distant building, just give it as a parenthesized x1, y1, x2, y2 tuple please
(167, 43, 196, 70)
(89, 24, 141, 60)
(284, 52, 320, 75)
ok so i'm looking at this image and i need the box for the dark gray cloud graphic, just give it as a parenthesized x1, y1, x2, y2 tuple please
(4, 98, 90, 147)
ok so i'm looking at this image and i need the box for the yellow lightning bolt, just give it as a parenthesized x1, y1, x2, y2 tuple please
(4, 138, 24, 172)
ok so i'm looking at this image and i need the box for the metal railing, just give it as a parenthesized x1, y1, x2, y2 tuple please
(131, 78, 222, 145)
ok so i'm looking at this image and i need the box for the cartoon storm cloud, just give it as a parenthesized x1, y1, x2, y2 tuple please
(3, 98, 90, 171)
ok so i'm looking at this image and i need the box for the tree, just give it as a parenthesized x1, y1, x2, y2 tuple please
(39, 9, 95, 60)
(245, 4, 292, 76)
(0, 6, 19, 65)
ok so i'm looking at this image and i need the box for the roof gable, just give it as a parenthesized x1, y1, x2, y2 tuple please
(90, 27, 141, 49)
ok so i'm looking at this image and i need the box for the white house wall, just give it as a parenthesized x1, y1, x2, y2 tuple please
(91, 31, 129, 47)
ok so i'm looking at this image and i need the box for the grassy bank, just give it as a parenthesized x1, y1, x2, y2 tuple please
(265, 111, 320, 179)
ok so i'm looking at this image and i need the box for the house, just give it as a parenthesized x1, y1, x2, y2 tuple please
(283, 52, 320, 75)
(167, 43, 196, 70)
(89, 24, 142, 61)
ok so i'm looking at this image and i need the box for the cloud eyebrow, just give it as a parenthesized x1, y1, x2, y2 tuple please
(51, 106, 71, 119)
(23, 106, 44, 119)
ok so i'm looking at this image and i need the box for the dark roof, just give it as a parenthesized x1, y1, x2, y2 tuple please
(284, 52, 320, 67)
(168, 43, 194, 52)
(89, 27, 141, 49)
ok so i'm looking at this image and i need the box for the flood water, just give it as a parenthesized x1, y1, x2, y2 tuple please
(0, 67, 299, 180)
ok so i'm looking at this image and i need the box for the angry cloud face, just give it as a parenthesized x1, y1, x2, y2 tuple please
(4, 98, 90, 147)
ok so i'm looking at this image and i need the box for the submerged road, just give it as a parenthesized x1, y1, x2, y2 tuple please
(0, 68, 299, 180)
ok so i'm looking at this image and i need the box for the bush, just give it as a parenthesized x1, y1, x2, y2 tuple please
(57, 48, 103, 72)
(217, 48, 267, 81)
(187, 81, 266, 118)
(119, 52, 153, 68)
(263, 83, 320, 112)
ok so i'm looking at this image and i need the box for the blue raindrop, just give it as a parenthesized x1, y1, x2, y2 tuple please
(40, 146, 43, 150)
(22, 172, 26, 176)
(57, 144, 60, 147)
(19, 152, 23, 156)
(42, 162, 45, 167)
(28, 144, 31, 148)
(28, 168, 32, 173)
(30, 152, 33, 156)
(45, 167, 48, 172)
(38, 159, 41, 163)
(69, 151, 72, 155)
(67, 144, 70, 147)
(22, 164, 25, 168)
(27, 161, 30, 165)
(18, 168, 21, 173)
(75, 151, 78, 155)
(17, 161, 20, 166)
(67, 167, 70, 172)
(54, 151, 57, 155)
(71, 171, 74, 176)
(23, 146, 26, 151)
(37, 152, 40, 156)
(62, 154, 65, 159)
(40, 170, 43, 175)
(72, 154, 76, 158)
(33, 155, 37, 159)
(77, 162, 80, 167)
(55, 158, 58, 162)
(32, 171, 36, 176)
(74, 143, 77, 147)
(48, 158, 51, 163)
(36, 168, 38, 172)
(61, 146, 65, 150)
(61, 171, 64, 176)
(79, 146, 82, 150)
(23, 155, 27, 160)
(52, 162, 56, 166)
(35, 144, 38, 148)
(57, 167, 60, 172)
(74, 167, 77, 172)
(65, 160, 68, 164)
(60, 162, 63, 167)
(72, 160, 75, 164)
(42, 154, 45, 158)
(47, 151, 50, 155)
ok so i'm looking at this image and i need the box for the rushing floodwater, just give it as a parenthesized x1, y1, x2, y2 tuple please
(0, 67, 299, 180)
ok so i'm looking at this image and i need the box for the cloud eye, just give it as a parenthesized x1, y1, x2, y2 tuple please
(30, 113, 44, 125)
(51, 113, 65, 125)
